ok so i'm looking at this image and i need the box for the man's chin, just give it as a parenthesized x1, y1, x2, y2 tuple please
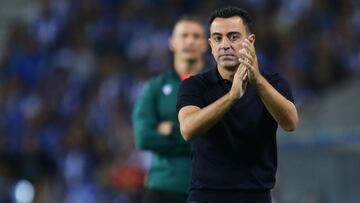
(181, 56, 198, 63)
(219, 61, 239, 71)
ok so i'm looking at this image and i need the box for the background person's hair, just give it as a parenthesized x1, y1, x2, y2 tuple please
(172, 15, 206, 36)
(176, 15, 204, 26)
(173, 15, 204, 29)
(209, 7, 254, 34)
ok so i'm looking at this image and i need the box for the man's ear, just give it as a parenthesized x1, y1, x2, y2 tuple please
(208, 38, 213, 48)
(248, 34, 256, 45)
(202, 39, 209, 53)
(208, 38, 213, 54)
(168, 37, 174, 51)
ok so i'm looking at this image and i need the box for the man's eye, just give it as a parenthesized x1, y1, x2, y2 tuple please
(229, 35, 239, 41)
(214, 36, 222, 42)
(193, 34, 201, 39)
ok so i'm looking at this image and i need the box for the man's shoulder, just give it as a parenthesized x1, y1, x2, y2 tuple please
(183, 68, 213, 85)
(261, 69, 294, 101)
(261, 68, 277, 77)
(196, 68, 213, 79)
(261, 69, 288, 83)
(145, 70, 175, 87)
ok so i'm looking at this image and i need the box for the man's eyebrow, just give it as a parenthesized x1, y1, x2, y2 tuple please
(226, 32, 241, 36)
(211, 32, 222, 37)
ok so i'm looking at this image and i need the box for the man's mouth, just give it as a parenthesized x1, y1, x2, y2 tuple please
(183, 49, 196, 53)
(220, 54, 237, 59)
(220, 54, 236, 57)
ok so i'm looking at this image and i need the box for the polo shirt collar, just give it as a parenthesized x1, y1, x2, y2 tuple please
(173, 67, 206, 81)
(209, 67, 224, 84)
(209, 66, 266, 84)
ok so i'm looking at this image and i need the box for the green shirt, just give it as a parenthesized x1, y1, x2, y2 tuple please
(132, 69, 191, 194)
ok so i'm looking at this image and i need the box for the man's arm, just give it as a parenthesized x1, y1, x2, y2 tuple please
(239, 39, 299, 131)
(132, 82, 188, 154)
(178, 65, 248, 141)
(254, 76, 298, 131)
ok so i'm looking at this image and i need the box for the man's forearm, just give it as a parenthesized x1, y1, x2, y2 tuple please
(179, 93, 236, 141)
(254, 76, 299, 131)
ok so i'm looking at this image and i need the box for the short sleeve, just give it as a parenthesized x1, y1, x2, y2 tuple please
(176, 76, 205, 112)
(267, 73, 294, 103)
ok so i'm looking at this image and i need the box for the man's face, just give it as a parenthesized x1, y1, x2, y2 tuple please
(209, 16, 253, 70)
(170, 21, 207, 62)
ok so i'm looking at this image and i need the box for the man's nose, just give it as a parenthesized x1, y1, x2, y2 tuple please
(220, 38, 231, 49)
(185, 36, 196, 45)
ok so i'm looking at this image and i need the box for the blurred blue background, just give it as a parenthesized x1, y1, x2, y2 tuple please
(0, 0, 359, 203)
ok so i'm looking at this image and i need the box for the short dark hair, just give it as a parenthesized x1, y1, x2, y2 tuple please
(209, 7, 254, 34)
(176, 15, 204, 25)
(172, 15, 205, 35)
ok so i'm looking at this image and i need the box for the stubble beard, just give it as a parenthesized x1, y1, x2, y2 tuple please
(220, 60, 240, 72)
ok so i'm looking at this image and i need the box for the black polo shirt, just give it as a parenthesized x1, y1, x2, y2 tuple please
(176, 67, 294, 202)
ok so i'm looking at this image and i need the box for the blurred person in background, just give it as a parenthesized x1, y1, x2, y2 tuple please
(177, 7, 298, 203)
(132, 16, 207, 203)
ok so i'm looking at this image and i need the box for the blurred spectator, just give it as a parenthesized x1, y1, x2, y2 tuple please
(30, 0, 64, 50)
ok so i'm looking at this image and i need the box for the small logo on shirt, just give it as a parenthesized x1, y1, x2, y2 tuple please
(162, 84, 173, 95)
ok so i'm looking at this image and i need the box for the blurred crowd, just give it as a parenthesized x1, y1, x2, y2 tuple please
(0, 0, 359, 202)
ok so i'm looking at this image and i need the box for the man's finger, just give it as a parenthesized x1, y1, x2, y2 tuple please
(238, 58, 252, 70)
(234, 64, 247, 84)
(238, 49, 253, 64)
(238, 64, 247, 77)
(242, 43, 255, 58)
(242, 73, 248, 90)
(242, 71, 248, 81)
(243, 39, 256, 57)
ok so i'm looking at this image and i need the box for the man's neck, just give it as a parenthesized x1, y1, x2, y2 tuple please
(174, 58, 203, 76)
(218, 65, 237, 81)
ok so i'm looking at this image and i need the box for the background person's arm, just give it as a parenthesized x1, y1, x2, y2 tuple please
(132, 81, 189, 155)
